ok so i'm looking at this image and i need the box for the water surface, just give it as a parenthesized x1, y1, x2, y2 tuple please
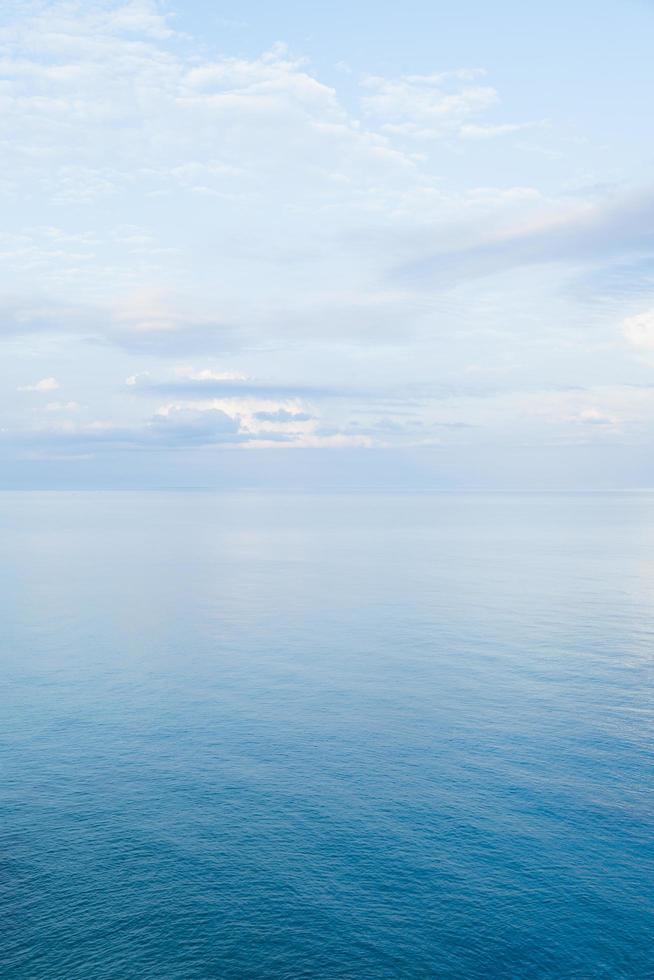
(1, 491, 652, 977)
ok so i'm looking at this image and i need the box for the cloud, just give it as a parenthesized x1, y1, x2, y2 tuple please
(459, 122, 540, 140)
(269, 432, 373, 449)
(0, 1, 552, 358)
(106, 0, 176, 39)
(361, 70, 499, 139)
(253, 408, 314, 422)
(395, 186, 654, 286)
(45, 401, 80, 412)
(128, 373, 367, 400)
(622, 309, 654, 350)
(17, 377, 60, 392)
(575, 407, 619, 427)
(2, 402, 376, 458)
(1, 0, 653, 485)
(178, 368, 248, 382)
(4, 409, 248, 456)
(148, 407, 245, 445)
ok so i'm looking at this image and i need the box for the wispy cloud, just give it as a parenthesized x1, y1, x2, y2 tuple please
(128, 375, 367, 400)
(394, 187, 654, 286)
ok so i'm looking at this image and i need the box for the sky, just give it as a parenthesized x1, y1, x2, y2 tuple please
(2, 0, 654, 489)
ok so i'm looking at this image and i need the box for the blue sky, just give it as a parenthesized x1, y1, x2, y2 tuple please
(2, 0, 654, 488)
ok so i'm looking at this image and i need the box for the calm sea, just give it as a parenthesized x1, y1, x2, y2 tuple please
(1, 491, 652, 978)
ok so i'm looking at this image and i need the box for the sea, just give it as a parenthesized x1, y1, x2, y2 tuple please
(1, 491, 652, 978)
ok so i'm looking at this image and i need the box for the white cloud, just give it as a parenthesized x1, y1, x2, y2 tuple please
(18, 377, 60, 392)
(361, 71, 500, 140)
(126, 372, 151, 386)
(622, 310, 654, 350)
(106, 0, 176, 39)
(154, 395, 319, 440)
(0, 0, 571, 360)
(243, 431, 374, 450)
(177, 367, 249, 382)
(459, 122, 537, 140)
(114, 290, 184, 334)
(45, 400, 80, 412)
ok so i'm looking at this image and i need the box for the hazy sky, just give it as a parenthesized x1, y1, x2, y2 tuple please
(2, 0, 654, 488)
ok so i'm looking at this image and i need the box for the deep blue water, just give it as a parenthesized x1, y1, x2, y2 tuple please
(0, 491, 652, 978)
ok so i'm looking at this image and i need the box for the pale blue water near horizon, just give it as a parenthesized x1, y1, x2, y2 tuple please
(1, 490, 652, 978)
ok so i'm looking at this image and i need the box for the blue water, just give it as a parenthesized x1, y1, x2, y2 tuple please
(1, 491, 652, 978)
